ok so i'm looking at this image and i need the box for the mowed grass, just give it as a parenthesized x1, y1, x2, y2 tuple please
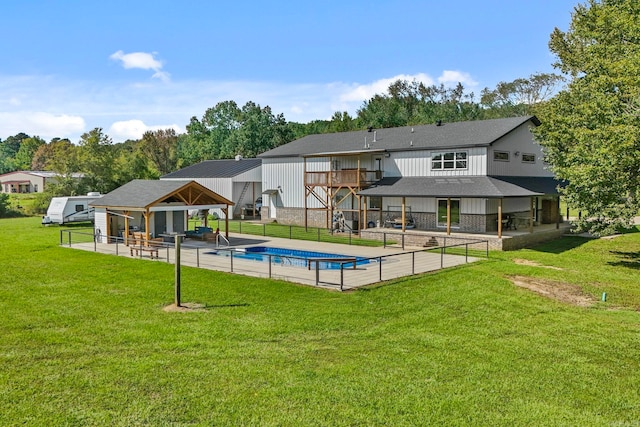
(1, 217, 639, 426)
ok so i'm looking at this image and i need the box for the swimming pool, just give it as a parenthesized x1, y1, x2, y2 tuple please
(206, 246, 373, 270)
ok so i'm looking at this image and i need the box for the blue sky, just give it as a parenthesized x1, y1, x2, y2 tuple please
(0, 0, 578, 143)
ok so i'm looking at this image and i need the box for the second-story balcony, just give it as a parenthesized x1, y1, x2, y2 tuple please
(305, 169, 381, 187)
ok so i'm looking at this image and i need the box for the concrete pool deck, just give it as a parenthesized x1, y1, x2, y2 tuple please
(66, 232, 484, 291)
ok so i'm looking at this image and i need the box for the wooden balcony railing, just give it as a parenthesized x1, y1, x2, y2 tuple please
(305, 169, 381, 187)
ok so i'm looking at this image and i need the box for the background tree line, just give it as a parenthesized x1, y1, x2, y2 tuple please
(1, 73, 560, 215)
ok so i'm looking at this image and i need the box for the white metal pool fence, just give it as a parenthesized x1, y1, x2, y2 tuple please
(59, 228, 489, 291)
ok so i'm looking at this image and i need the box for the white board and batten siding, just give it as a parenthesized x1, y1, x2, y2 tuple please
(389, 147, 487, 177)
(487, 124, 553, 177)
(262, 157, 309, 209)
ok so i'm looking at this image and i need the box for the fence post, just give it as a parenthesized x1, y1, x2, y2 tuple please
(340, 264, 344, 291)
(486, 241, 489, 258)
(402, 234, 405, 250)
(379, 256, 382, 282)
(316, 262, 320, 286)
(166, 246, 170, 263)
(230, 250, 234, 272)
(440, 247, 444, 268)
(115, 239, 118, 255)
(383, 232, 387, 248)
(317, 227, 320, 242)
(465, 244, 468, 263)
(94, 232, 97, 252)
(290, 226, 293, 240)
(68, 231, 72, 247)
(239, 221, 242, 234)
(197, 247, 200, 267)
(349, 231, 352, 245)
(412, 252, 415, 275)
(263, 223, 266, 236)
(60, 230, 63, 246)
(268, 254, 272, 278)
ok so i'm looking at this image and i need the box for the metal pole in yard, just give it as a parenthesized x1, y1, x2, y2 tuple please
(465, 244, 468, 263)
(440, 247, 444, 269)
(316, 262, 320, 286)
(268, 255, 272, 278)
(166, 246, 170, 263)
(68, 231, 71, 247)
(263, 224, 266, 236)
(402, 234, 405, 250)
(383, 232, 387, 248)
(230, 250, 234, 272)
(60, 230, 63, 246)
(94, 232, 97, 252)
(197, 247, 200, 267)
(379, 256, 382, 281)
(340, 264, 344, 291)
(175, 234, 182, 307)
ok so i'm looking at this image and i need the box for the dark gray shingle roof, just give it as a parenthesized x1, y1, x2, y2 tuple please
(358, 175, 559, 198)
(259, 116, 540, 158)
(161, 158, 261, 179)
(90, 179, 233, 209)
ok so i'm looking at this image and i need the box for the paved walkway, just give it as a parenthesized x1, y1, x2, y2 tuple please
(67, 233, 482, 291)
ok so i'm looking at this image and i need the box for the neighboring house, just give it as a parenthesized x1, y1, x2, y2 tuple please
(90, 179, 234, 242)
(0, 171, 83, 194)
(257, 116, 563, 238)
(161, 158, 262, 219)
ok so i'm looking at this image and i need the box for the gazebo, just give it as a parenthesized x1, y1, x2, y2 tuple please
(90, 179, 234, 243)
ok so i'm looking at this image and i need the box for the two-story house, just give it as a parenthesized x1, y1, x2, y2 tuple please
(258, 116, 563, 238)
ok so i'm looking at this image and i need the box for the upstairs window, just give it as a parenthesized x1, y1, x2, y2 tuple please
(522, 153, 536, 163)
(432, 151, 467, 170)
(493, 151, 510, 161)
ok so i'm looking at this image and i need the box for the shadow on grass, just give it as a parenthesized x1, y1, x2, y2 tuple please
(530, 235, 592, 254)
(608, 251, 640, 270)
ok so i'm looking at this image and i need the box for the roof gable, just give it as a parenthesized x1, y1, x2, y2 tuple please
(90, 179, 233, 210)
(259, 116, 539, 158)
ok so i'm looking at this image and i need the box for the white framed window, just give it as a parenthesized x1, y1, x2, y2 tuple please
(432, 151, 468, 170)
(493, 151, 510, 161)
(522, 153, 536, 163)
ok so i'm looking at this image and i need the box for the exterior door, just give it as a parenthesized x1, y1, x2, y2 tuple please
(437, 199, 460, 228)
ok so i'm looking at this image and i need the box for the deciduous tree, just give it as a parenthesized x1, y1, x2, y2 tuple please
(534, 0, 640, 235)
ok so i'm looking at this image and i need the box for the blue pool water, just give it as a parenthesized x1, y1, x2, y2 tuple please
(206, 246, 372, 270)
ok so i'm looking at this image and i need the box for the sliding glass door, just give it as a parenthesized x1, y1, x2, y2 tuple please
(437, 199, 460, 228)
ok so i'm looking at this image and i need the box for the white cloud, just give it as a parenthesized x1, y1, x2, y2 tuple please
(0, 112, 85, 139)
(110, 50, 170, 82)
(438, 70, 478, 87)
(108, 119, 183, 141)
(339, 73, 435, 103)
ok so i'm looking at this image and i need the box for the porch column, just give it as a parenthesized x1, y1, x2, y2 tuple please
(124, 211, 130, 246)
(144, 209, 151, 241)
(363, 196, 367, 229)
(223, 207, 229, 239)
(556, 196, 561, 229)
(529, 197, 534, 234)
(401, 197, 406, 232)
(498, 198, 503, 239)
(447, 197, 451, 236)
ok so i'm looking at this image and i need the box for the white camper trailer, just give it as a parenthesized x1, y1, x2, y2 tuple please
(42, 192, 102, 225)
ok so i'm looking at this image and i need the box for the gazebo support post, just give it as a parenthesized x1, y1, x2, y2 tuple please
(124, 211, 130, 245)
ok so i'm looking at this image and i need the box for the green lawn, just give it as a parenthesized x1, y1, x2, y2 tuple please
(1, 217, 639, 426)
